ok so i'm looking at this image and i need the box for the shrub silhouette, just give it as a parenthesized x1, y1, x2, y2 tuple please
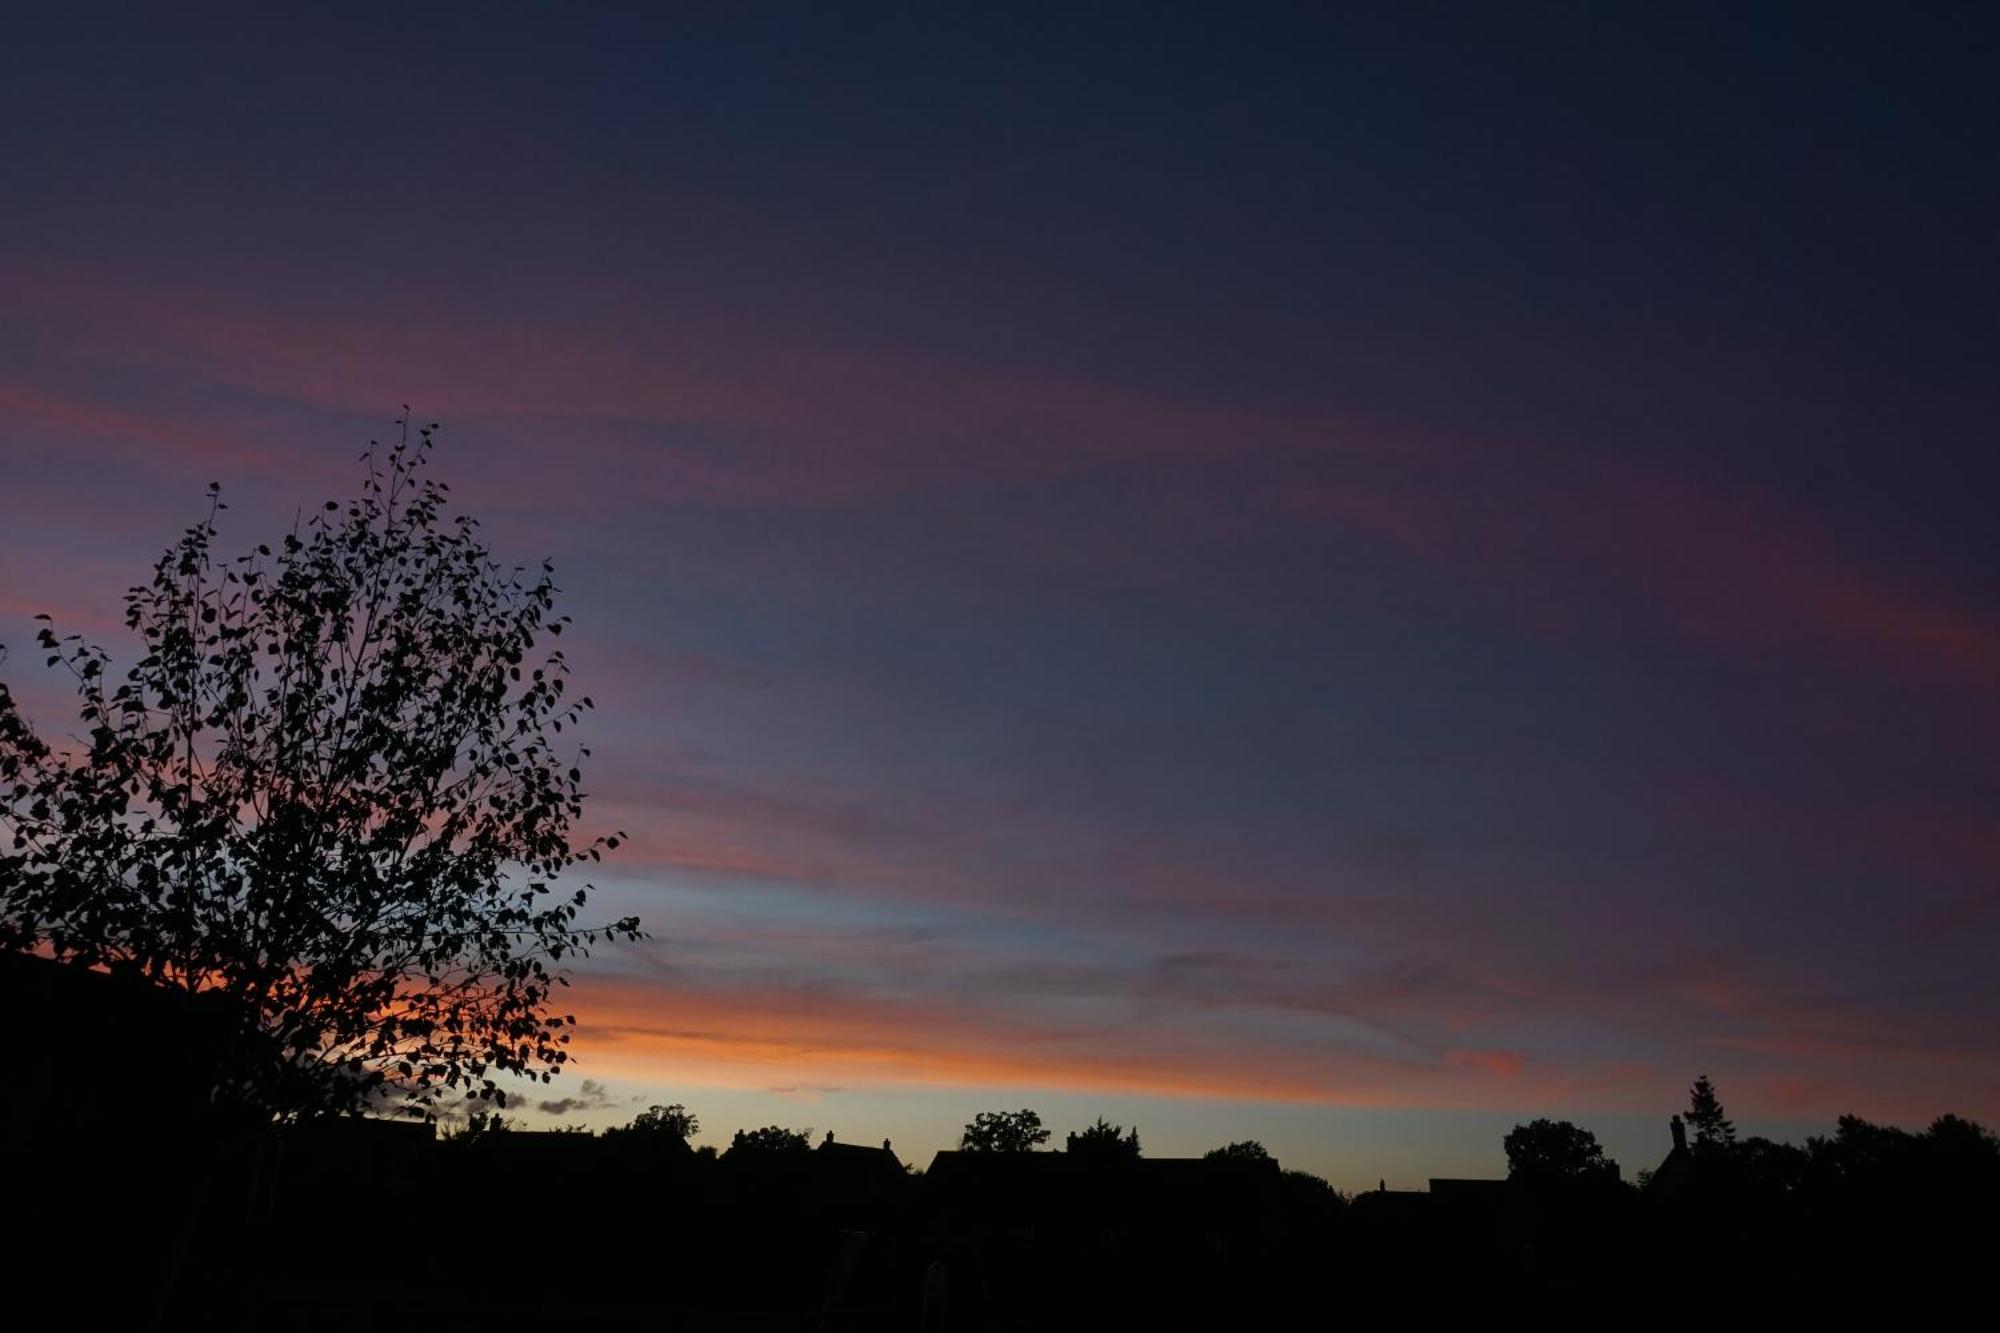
(961, 1107, 1051, 1152)
(728, 1125, 813, 1157)
(1504, 1118, 1616, 1183)
(1068, 1117, 1141, 1159)
(607, 1102, 700, 1142)
(1205, 1140, 1274, 1163)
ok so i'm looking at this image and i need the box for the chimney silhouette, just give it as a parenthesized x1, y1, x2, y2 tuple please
(1670, 1115, 1687, 1152)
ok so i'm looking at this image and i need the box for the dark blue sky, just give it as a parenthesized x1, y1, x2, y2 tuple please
(3, 3, 1996, 1182)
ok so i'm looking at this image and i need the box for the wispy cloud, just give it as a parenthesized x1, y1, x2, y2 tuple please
(536, 1077, 621, 1117)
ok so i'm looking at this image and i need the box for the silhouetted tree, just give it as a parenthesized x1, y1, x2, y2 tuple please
(0, 422, 642, 1120)
(1792, 1111, 2000, 1282)
(960, 1107, 1050, 1152)
(608, 1102, 699, 1141)
(1206, 1140, 1274, 1164)
(1733, 1135, 1808, 1195)
(1806, 1113, 1915, 1183)
(1924, 1113, 2000, 1159)
(1687, 1074, 1735, 1148)
(1279, 1168, 1348, 1220)
(1068, 1116, 1140, 1159)
(1917, 1115, 2000, 1206)
(728, 1125, 813, 1157)
(1504, 1118, 1614, 1183)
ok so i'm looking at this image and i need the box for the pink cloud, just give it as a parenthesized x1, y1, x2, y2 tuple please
(1286, 451, 2000, 692)
(12, 255, 1996, 706)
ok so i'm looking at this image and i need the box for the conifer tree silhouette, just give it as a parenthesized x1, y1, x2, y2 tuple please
(1687, 1074, 1736, 1148)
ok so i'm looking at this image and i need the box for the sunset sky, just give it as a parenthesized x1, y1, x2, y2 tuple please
(3, 6, 1996, 1188)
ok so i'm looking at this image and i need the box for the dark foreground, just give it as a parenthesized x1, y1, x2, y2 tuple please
(15, 1108, 2000, 1331)
(10, 950, 1996, 1328)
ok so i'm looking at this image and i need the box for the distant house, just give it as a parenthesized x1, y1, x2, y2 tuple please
(1427, 1176, 1536, 1271)
(1645, 1115, 1697, 1200)
(923, 1147, 1285, 1249)
(915, 1148, 1316, 1326)
(1, 948, 240, 1141)
(1346, 1183, 1432, 1240)
(3, 950, 265, 1323)
(451, 1126, 606, 1160)
(266, 1115, 437, 1246)
(1427, 1176, 1510, 1203)
(815, 1132, 906, 1208)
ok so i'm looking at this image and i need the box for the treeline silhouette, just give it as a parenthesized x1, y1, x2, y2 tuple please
(8, 950, 1996, 1328)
